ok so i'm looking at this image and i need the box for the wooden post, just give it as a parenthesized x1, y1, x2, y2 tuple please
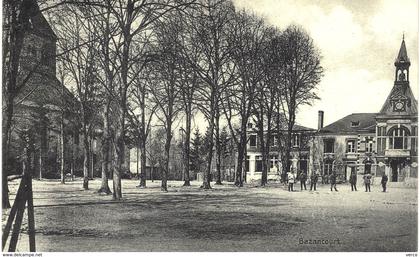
(2, 177, 26, 250)
(27, 174, 36, 252)
(3, 130, 37, 252)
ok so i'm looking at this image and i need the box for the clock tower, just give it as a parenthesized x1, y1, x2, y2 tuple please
(376, 36, 418, 183)
(378, 37, 417, 115)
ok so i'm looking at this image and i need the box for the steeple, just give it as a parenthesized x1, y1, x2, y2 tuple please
(395, 37, 410, 65)
(394, 36, 410, 82)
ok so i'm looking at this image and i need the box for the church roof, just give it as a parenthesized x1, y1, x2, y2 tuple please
(395, 38, 410, 64)
(319, 113, 377, 134)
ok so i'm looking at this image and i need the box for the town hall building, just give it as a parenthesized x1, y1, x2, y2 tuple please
(311, 38, 418, 184)
(244, 38, 417, 185)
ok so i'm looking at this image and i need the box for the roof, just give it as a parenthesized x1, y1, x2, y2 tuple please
(28, 4, 57, 39)
(395, 38, 410, 64)
(319, 113, 377, 134)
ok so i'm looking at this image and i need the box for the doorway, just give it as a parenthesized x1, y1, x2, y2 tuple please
(391, 160, 399, 182)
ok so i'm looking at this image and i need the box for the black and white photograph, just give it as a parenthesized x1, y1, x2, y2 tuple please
(1, 0, 418, 254)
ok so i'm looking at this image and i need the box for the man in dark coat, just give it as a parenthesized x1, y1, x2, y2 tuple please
(299, 172, 307, 190)
(381, 173, 388, 192)
(349, 171, 357, 191)
(330, 172, 338, 191)
(310, 172, 319, 191)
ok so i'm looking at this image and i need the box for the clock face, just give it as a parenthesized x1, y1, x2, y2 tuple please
(393, 100, 406, 112)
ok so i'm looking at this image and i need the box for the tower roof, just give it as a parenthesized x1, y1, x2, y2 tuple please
(395, 38, 410, 65)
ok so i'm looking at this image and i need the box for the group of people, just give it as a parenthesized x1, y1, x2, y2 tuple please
(286, 169, 389, 193)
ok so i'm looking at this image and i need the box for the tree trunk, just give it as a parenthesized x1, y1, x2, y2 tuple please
(71, 132, 75, 181)
(183, 110, 192, 186)
(215, 107, 222, 185)
(139, 142, 147, 187)
(2, 97, 13, 208)
(83, 135, 89, 190)
(98, 104, 111, 194)
(60, 114, 65, 184)
(162, 122, 172, 192)
(113, 130, 124, 200)
(138, 94, 146, 188)
(235, 127, 247, 187)
(202, 122, 214, 189)
(258, 115, 268, 186)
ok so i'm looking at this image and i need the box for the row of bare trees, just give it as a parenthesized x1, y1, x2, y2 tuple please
(2, 0, 323, 207)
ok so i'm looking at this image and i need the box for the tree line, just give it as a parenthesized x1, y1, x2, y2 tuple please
(2, 0, 323, 207)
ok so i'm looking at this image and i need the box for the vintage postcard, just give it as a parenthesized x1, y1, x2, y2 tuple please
(2, 0, 418, 255)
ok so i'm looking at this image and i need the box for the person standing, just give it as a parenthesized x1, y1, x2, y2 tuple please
(287, 169, 296, 192)
(381, 173, 388, 192)
(310, 172, 319, 191)
(300, 172, 307, 190)
(330, 171, 338, 191)
(363, 173, 372, 192)
(349, 170, 357, 191)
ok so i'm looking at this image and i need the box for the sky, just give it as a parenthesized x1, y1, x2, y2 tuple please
(232, 0, 419, 129)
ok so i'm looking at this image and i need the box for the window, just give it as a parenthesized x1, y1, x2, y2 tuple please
(249, 135, 257, 147)
(324, 139, 334, 153)
(324, 159, 333, 176)
(292, 134, 300, 147)
(247, 123, 253, 129)
(411, 126, 417, 154)
(270, 135, 277, 147)
(388, 126, 410, 150)
(255, 155, 262, 172)
(347, 140, 356, 153)
(377, 126, 386, 155)
(351, 121, 360, 127)
(270, 155, 278, 169)
(365, 137, 374, 153)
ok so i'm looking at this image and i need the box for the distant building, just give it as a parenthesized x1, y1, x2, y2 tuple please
(311, 38, 418, 184)
(245, 120, 316, 183)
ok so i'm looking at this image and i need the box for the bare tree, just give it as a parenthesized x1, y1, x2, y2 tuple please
(222, 10, 268, 187)
(184, 0, 235, 189)
(54, 5, 101, 190)
(127, 63, 157, 188)
(277, 25, 323, 177)
(2, 0, 48, 207)
(149, 17, 184, 192)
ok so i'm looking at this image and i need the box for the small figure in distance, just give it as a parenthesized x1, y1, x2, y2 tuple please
(299, 171, 307, 191)
(330, 171, 338, 192)
(349, 170, 357, 191)
(363, 173, 372, 192)
(287, 168, 296, 192)
(381, 173, 388, 192)
(310, 171, 319, 191)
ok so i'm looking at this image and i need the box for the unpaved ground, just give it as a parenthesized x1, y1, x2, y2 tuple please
(2, 178, 417, 252)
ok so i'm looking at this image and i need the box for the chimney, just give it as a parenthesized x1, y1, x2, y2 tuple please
(318, 111, 324, 130)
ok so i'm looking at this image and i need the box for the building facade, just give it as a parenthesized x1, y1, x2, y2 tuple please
(311, 38, 418, 184)
(245, 121, 316, 183)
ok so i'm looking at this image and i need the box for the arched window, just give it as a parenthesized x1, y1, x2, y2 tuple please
(388, 126, 410, 150)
